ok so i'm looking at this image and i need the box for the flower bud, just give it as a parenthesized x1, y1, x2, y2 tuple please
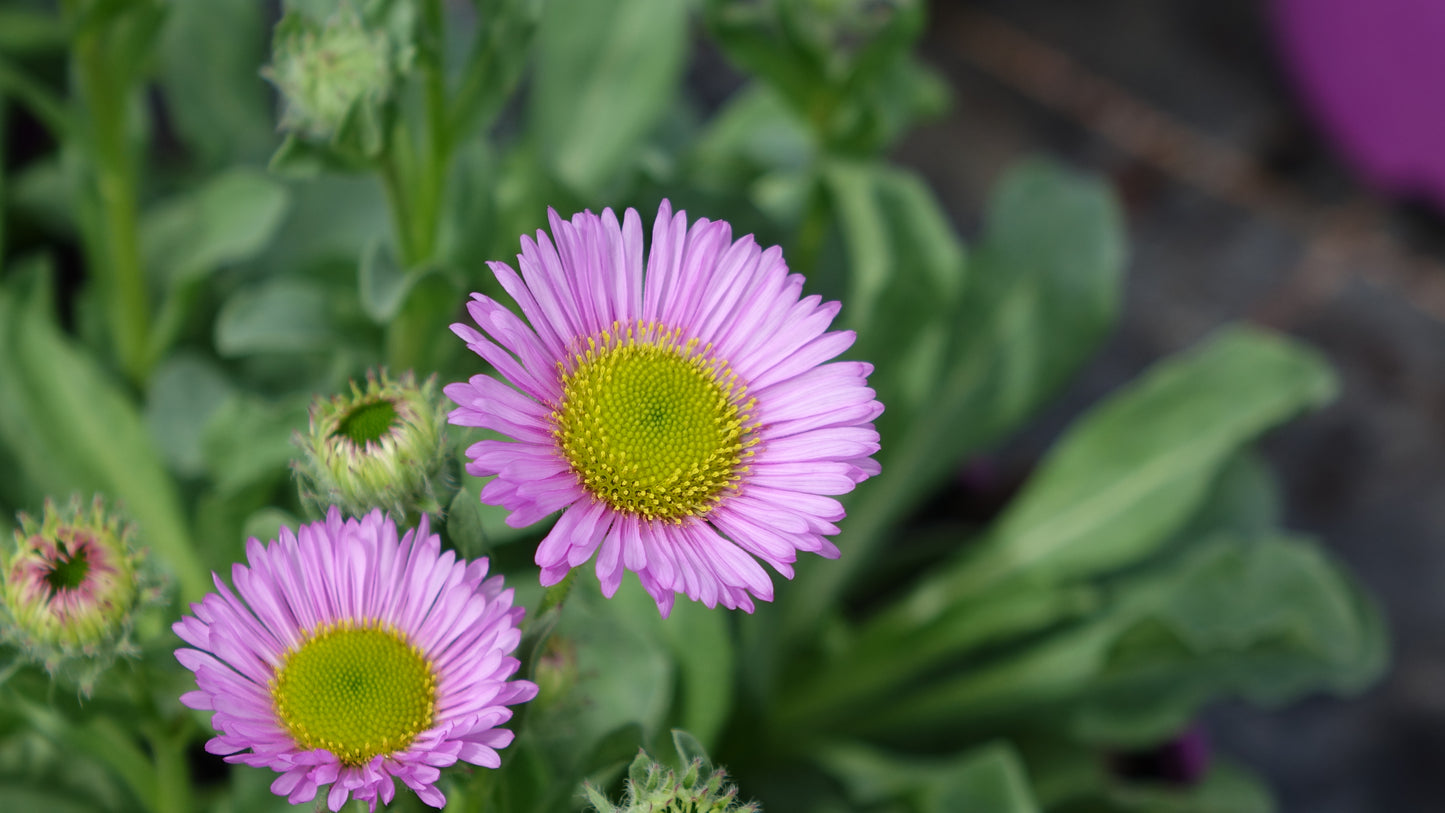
(1, 496, 159, 692)
(293, 370, 454, 522)
(585, 734, 758, 813)
(264, 2, 408, 145)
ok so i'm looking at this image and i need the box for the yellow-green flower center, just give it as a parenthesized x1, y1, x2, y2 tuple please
(553, 322, 757, 522)
(271, 620, 436, 766)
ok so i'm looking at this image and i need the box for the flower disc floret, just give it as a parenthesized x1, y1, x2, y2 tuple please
(448, 202, 883, 616)
(554, 321, 757, 522)
(174, 509, 537, 811)
(272, 619, 437, 766)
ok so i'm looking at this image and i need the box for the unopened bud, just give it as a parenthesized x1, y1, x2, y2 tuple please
(1, 496, 160, 693)
(293, 370, 453, 522)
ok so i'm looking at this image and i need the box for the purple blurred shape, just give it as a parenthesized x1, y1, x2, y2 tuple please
(1273, 0, 1445, 210)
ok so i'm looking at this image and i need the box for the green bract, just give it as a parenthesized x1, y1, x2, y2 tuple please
(292, 370, 453, 521)
(0, 496, 160, 693)
(586, 733, 759, 813)
(263, 1, 413, 152)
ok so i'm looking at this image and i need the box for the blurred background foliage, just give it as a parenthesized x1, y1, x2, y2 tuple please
(0, 0, 1384, 811)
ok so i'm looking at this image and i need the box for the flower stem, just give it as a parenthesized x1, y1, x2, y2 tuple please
(71, 15, 150, 384)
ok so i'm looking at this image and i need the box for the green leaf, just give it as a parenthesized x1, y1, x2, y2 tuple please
(156, 0, 275, 165)
(1067, 533, 1386, 745)
(689, 84, 814, 192)
(0, 9, 67, 55)
(819, 741, 1040, 813)
(200, 394, 310, 497)
(143, 352, 238, 477)
(950, 326, 1338, 593)
(357, 238, 413, 322)
(528, 581, 675, 803)
(443, 473, 532, 555)
(1105, 762, 1275, 813)
(449, 0, 543, 139)
(1171, 451, 1281, 546)
(0, 265, 208, 603)
(142, 169, 291, 287)
(857, 533, 1383, 740)
(532, 0, 689, 196)
(214, 278, 336, 356)
(785, 159, 1121, 638)
(659, 603, 734, 748)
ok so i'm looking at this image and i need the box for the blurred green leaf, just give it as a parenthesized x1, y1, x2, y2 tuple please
(156, 0, 275, 165)
(144, 352, 238, 478)
(702, 0, 830, 123)
(449, 0, 543, 140)
(1171, 451, 1281, 547)
(214, 278, 336, 356)
(532, 0, 689, 196)
(200, 394, 310, 496)
(529, 581, 675, 808)
(0, 9, 67, 55)
(859, 533, 1383, 740)
(690, 84, 814, 193)
(820, 740, 1040, 813)
(950, 326, 1337, 593)
(1104, 762, 1274, 813)
(443, 473, 532, 554)
(1068, 532, 1386, 745)
(787, 158, 1121, 637)
(825, 159, 964, 369)
(658, 602, 734, 748)
(0, 266, 207, 602)
(241, 506, 301, 546)
(142, 169, 290, 287)
(357, 238, 413, 322)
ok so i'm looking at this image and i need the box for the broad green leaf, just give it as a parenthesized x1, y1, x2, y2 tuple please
(200, 393, 310, 497)
(0, 266, 207, 602)
(241, 507, 300, 546)
(1105, 761, 1275, 813)
(528, 581, 674, 806)
(857, 534, 1383, 740)
(786, 159, 1121, 638)
(1067, 533, 1386, 745)
(701, 0, 831, 121)
(949, 326, 1337, 593)
(443, 473, 533, 554)
(689, 84, 814, 193)
(357, 238, 413, 322)
(1171, 451, 1281, 546)
(156, 0, 274, 165)
(142, 169, 290, 287)
(658, 602, 734, 748)
(820, 741, 1040, 813)
(0, 9, 66, 55)
(532, 0, 689, 196)
(448, 0, 542, 140)
(214, 278, 336, 356)
(144, 351, 238, 477)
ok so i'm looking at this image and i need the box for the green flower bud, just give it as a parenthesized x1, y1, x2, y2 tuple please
(293, 370, 454, 522)
(1, 496, 161, 693)
(586, 734, 759, 813)
(264, 1, 410, 146)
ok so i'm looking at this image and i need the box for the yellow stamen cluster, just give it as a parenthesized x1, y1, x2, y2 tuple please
(270, 619, 437, 766)
(552, 321, 759, 522)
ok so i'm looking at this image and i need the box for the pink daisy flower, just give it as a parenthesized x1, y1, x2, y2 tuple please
(446, 201, 882, 616)
(173, 508, 537, 811)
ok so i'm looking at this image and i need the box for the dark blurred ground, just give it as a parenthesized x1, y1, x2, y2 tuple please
(899, 1, 1445, 810)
